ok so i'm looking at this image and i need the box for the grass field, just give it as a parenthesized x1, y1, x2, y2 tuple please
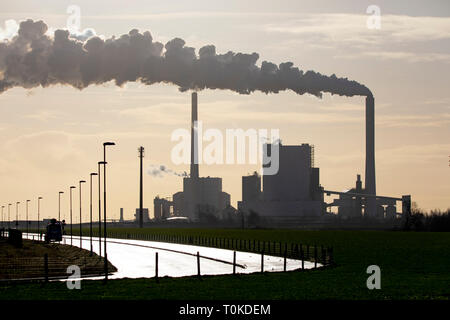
(1, 229, 449, 300)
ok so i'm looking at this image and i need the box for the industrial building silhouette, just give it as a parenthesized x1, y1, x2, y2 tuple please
(238, 143, 324, 217)
(146, 92, 410, 223)
(152, 92, 231, 221)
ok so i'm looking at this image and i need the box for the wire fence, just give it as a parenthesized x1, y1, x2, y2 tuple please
(0, 254, 107, 281)
(89, 231, 335, 266)
(2, 229, 335, 282)
(22, 228, 334, 267)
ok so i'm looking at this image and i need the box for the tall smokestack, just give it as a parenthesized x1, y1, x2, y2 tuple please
(365, 95, 376, 216)
(190, 92, 199, 179)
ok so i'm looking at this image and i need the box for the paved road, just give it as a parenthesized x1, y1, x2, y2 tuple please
(25, 233, 317, 279)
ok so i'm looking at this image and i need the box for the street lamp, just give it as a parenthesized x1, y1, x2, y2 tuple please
(90, 172, 98, 255)
(37, 197, 42, 239)
(8, 204, 11, 229)
(70, 186, 76, 245)
(1, 206, 4, 229)
(79, 180, 86, 248)
(58, 191, 64, 222)
(15, 202, 20, 228)
(26, 200, 31, 235)
(103, 141, 115, 280)
(98, 161, 104, 256)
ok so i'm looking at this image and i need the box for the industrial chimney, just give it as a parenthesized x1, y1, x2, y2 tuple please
(190, 92, 199, 179)
(365, 95, 376, 216)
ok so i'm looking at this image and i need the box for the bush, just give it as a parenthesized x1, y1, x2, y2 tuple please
(402, 204, 450, 231)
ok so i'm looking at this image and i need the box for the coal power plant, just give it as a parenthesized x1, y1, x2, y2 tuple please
(151, 92, 411, 225)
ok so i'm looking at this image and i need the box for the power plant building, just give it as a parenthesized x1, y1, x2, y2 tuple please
(242, 172, 261, 202)
(238, 143, 325, 217)
(329, 174, 398, 220)
(134, 208, 150, 223)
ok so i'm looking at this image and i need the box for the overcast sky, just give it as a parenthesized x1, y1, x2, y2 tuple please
(0, 0, 449, 221)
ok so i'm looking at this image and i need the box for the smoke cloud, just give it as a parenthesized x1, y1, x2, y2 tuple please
(148, 164, 189, 178)
(0, 19, 372, 97)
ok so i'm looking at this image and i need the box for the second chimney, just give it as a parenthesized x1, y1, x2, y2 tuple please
(190, 92, 199, 179)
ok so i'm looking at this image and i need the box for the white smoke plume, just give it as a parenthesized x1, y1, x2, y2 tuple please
(0, 19, 372, 97)
(148, 164, 189, 178)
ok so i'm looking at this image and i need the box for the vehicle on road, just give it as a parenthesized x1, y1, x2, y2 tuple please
(45, 219, 63, 243)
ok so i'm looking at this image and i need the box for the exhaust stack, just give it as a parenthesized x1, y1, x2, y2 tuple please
(365, 95, 376, 216)
(190, 92, 199, 179)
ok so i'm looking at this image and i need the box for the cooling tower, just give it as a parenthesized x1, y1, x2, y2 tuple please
(365, 95, 376, 216)
(190, 92, 199, 179)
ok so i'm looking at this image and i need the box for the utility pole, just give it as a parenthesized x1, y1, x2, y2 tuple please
(103, 141, 115, 281)
(138, 146, 145, 228)
(26, 200, 30, 235)
(15, 202, 20, 228)
(79, 180, 86, 249)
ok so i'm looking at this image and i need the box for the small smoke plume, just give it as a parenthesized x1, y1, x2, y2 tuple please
(148, 164, 189, 178)
(0, 19, 372, 97)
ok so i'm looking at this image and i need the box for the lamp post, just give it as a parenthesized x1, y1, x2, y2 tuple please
(15, 202, 20, 228)
(79, 180, 86, 249)
(98, 161, 104, 256)
(37, 197, 42, 239)
(103, 141, 115, 280)
(58, 191, 64, 222)
(90, 172, 98, 255)
(8, 204, 11, 229)
(70, 186, 76, 245)
(1, 206, 4, 229)
(26, 200, 30, 235)
(138, 146, 144, 228)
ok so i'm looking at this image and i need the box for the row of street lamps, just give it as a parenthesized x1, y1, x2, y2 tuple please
(1, 142, 115, 280)
(1, 199, 41, 233)
(61, 142, 115, 280)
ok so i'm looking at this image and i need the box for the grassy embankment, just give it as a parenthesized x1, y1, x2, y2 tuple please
(0, 238, 116, 280)
(1, 229, 449, 300)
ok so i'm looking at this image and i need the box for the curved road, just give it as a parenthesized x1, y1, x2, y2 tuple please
(25, 233, 317, 279)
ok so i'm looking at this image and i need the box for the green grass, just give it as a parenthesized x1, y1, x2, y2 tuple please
(1, 229, 449, 300)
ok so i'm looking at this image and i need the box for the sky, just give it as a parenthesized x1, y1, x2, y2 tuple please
(0, 0, 449, 222)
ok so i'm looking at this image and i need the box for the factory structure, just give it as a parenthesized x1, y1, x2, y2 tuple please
(238, 143, 324, 217)
(150, 93, 410, 223)
(152, 92, 231, 221)
(238, 95, 409, 221)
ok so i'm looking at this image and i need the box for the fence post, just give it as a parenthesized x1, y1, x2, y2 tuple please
(197, 251, 201, 278)
(44, 253, 48, 283)
(261, 251, 264, 273)
(322, 246, 326, 265)
(155, 252, 159, 282)
(233, 251, 236, 275)
(314, 245, 317, 268)
(301, 245, 304, 270)
(329, 247, 334, 265)
(283, 247, 287, 272)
